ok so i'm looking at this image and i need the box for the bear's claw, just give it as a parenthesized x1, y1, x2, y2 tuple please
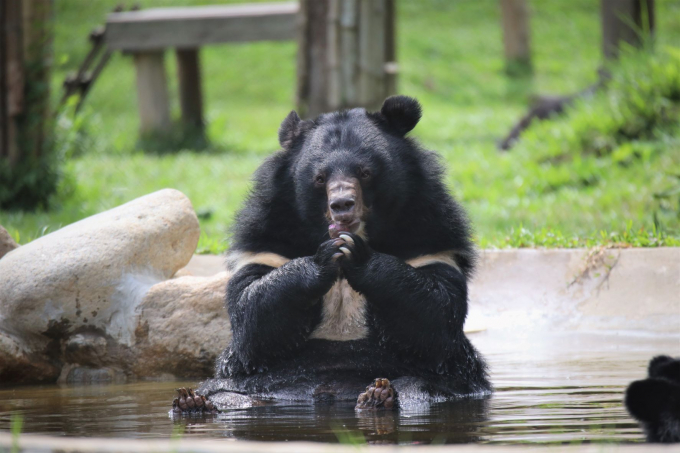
(338, 234, 355, 245)
(355, 378, 396, 410)
(171, 387, 219, 416)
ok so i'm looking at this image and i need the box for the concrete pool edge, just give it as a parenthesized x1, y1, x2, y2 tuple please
(0, 432, 677, 452)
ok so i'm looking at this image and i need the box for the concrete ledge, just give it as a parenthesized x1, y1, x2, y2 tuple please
(469, 248, 679, 333)
(0, 431, 671, 453)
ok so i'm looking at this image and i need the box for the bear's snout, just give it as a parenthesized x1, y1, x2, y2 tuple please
(326, 176, 364, 236)
(330, 197, 355, 216)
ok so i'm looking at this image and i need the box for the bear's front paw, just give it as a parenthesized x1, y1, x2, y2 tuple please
(337, 233, 372, 267)
(356, 378, 396, 411)
(171, 388, 219, 417)
(313, 238, 345, 274)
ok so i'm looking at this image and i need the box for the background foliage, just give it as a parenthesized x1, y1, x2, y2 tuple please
(1, 0, 679, 252)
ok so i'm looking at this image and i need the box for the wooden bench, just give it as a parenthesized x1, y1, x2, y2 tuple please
(105, 2, 298, 135)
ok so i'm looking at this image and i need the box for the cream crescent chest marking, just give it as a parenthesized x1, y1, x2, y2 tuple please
(228, 250, 462, 341)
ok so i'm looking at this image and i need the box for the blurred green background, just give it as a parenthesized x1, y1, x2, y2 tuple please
(1, 0, 679, 253)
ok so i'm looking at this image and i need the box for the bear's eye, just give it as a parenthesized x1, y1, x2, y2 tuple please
(360, 168, 372, 180)
(314, 174, 326, 186)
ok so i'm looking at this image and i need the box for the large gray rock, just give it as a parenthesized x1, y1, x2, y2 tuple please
(0, 225, 18, 260)
(0, 330, 61, 383)
(0, 189, 201, 383)
(132, 271, 230, 378)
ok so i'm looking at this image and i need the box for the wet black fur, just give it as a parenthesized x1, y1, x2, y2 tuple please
(625, 355, 680, 443)
(212, 96, 490, 401)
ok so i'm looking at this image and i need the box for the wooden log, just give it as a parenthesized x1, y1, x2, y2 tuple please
(176, 48, 203, 131)
(601, 0, 655, 60)
(500, 0, 532, 76)
(133, 51, 170, 135)
(106, 3, 298, 51)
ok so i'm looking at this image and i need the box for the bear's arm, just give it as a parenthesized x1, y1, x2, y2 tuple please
(345, 254, 469, 369)
(226, 259, 329, 372)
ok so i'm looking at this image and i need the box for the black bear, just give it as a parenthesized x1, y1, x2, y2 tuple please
(625, 355, 680, 443)
(174, 96, 490, 413)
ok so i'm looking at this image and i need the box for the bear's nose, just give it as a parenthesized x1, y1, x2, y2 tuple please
(330, 197, 355, 214)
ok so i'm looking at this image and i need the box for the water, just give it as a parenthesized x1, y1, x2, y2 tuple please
(0, 331, 676, 445)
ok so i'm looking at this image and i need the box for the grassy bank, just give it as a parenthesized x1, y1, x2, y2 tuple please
(1, 0, 679, 252)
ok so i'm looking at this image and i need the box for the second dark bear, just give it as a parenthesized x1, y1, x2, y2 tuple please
(196, 96, 491, 409)
(625, 355, 680, 443)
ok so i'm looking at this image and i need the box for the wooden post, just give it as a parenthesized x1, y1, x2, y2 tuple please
(297, 0, 396, 118)
(133, 51, 171, 135)
(176, 48, 203, 131)
(601, 0, 655, 60)
(500, 0, 532, 76)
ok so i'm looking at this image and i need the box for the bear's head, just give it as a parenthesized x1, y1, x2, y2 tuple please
(278, 96, 424, 242)
(233, 95, 474, 269)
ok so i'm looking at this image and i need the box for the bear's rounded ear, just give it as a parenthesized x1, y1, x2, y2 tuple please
(379, 96, 422, 136)
(278, 110, 302, 149)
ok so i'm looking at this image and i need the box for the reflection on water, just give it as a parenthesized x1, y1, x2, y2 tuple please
(0, 331, 676, 445)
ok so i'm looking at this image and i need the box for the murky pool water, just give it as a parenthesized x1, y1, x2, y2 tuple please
(0, 331, 676, 445)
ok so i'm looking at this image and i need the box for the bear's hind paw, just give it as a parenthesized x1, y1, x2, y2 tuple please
(355, 378, 396, 411)
(171, 387, 219, 416)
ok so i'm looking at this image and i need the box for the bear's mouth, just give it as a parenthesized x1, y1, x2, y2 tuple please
(328, 219, 362, 239)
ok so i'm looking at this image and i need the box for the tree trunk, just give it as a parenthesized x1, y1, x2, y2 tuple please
(500, 0, 532, 76)
(297, 0, 396, 118)
(1, 0, 55, 210)
(1, 0, 53, 162)
(601, 0, 655, 60)
(1, 0, 24, 163)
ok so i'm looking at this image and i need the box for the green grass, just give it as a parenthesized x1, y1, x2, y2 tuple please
(10, 413, 23, 453)
(1, 0, 679, 253)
